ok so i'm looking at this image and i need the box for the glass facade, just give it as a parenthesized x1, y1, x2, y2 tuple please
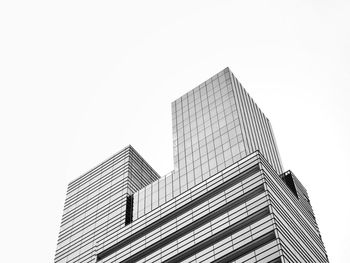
(171, 68, 283, 193)
(55, 68, 328, 263)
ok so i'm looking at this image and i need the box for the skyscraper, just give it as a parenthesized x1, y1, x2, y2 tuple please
(55, 68, 328, 262)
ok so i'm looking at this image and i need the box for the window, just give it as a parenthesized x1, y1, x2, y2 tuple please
(125, 194, 134, 225)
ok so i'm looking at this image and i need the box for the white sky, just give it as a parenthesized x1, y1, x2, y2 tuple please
(1, 1, 349, 262)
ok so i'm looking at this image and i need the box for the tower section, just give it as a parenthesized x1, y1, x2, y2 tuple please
(172, 67, 283, 195)
(54, 146, 159, 263)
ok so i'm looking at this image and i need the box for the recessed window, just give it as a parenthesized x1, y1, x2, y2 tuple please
(280, 171, 298, 198)
(125, 195, 134, 225)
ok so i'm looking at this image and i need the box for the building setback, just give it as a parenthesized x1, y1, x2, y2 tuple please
(55, 68, 329, 263)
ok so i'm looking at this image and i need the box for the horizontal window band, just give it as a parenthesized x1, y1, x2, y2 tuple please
(163, 206, 270, 263)
(96, 164, 260, 261)
(121, 185, 266, 263)
(212, 230, 277, 263)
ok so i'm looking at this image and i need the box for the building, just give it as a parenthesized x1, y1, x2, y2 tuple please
(55, 68, 329, 263)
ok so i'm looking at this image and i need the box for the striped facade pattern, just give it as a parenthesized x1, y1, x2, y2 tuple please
(55, 146, 159, 263)
(229, 71, 283, 174)
(56, 151, 328, 262)
(98, 152, 328, 262)
(55, 68, 328, 262)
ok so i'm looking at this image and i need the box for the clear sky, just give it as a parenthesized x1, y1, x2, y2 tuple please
(0, 1, 349, 262)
